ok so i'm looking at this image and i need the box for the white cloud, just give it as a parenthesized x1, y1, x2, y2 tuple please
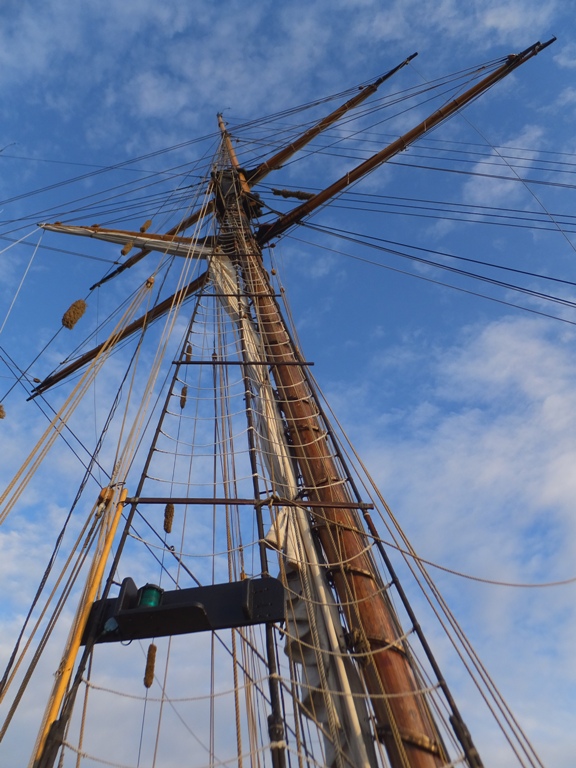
(462, 125, 545, 207)
(479, 1, 556, 39)
(338, 313, 576, 764)
(554, 41, 576, 69)
(0, 1, 573, 764)
(349, 0, 557, 57)
(557, 86, 576, 107)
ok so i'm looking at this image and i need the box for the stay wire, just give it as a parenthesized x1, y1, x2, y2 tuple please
(259, 182, 576, 233)
(0, 346, 109, 481)
(307, 373, 545, 766)
(0, 388, 121, 700)
(360, 526, 576, 589)
(228, 55, 506, 143)
(224, 57, 505, 176)
(357, 131, 576, 164)
(300, 128, 576, 173)
(268, 138, 576, 183)
(386, 156, 576, 191)
(0, 133, 221, 209)
(261, 136, 576, 193)
(0, 68, 405, 218)
(0, 234, 119, 265)
(287, 232, 576, 327)
(303, 222, 576, 311)
(267, 72, 496, 175)
(0, 230, 43, 335)
(461, 120, 576, 257)
(323, 198, 576, 234)
(0, 157, 208, 239)
(407, 53, 576, 259)
(308, 221, 576, 290)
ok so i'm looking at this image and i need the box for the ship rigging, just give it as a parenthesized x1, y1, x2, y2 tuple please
(0, 38, 565, 768)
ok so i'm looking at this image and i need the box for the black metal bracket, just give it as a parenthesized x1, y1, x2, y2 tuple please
(82, 577, 285, 645)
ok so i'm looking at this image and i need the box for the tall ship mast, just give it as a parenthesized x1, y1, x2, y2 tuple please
(0, 39, 561, 768)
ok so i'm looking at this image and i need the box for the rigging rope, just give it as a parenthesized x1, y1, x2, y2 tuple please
(305, 370, 548, 768)
(0, 52, 567, 768)
(288, 232, 576, 327)
(0, 230, 43, 336)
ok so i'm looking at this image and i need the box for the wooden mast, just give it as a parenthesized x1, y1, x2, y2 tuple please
(88, 53, 416, 291)
(257, 38, 555, 245)
(31, 488, 128, 768)
(217, 117, 446, 768)
(214, 39, 554, 768)
(27, 40, 555, 768)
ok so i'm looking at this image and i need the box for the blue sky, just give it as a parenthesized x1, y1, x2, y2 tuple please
(1, 1, 576, 766)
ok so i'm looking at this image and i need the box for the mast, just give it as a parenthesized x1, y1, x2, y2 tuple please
(14, 40, 556, 768)
(88, 53, 417, 291)
(257, 38, 555, 245)
(216, 117, 446, 768)
(208, 41, 554, 766)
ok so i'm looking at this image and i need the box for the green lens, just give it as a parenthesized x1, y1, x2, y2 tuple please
(138, 584, 163, 608)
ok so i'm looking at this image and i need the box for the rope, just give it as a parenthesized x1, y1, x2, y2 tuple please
(383, 539, 576, 589)
(409, 55, 576, 258)
(76, 654, 93, 768)
(0, 229, 43, 335)
(0, 278, 154, 527)
(288, 231, 576, 327)
(308, 371, 548, 767)
(83, 672, 273, 700)
(61, 739, 280, 768)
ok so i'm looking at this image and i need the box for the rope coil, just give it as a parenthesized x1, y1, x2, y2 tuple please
(144, 643, 156, 689)
(163, 503, 174, 534)
(62, 299, 87, 330)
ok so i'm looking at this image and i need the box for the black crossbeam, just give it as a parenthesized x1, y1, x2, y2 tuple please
(83, 577, 285, 644)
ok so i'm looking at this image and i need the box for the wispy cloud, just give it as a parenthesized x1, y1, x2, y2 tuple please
(0, 1, 573, 765)
(462, 125, 546, 207)
(553, 41, 576, 69)
(346, 314, 576, 761)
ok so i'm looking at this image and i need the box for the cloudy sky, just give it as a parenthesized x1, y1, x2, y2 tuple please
(1, 1, 576, 766)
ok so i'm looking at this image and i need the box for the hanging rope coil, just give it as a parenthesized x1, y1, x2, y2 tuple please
(144, 643, 156, 689)
(163, 503, 174, 534)
(180, 385, 188, 409)
(0, 404, 5, 419)
(62, 299, 87, 330)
